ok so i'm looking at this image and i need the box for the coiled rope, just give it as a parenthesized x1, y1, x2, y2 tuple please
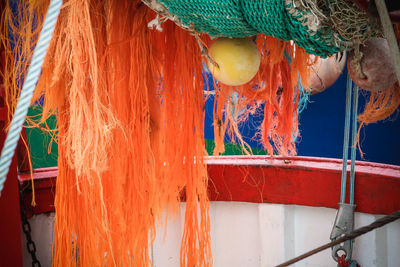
(0, 0, 62, 194)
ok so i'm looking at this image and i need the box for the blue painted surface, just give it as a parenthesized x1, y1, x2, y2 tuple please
(297, 69, 400, 165)
(204, 70, 400, 165)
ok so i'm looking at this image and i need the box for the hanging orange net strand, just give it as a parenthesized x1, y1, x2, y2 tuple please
(2, 1, 210, 266)
(1, 0, 315, 266)
(357, 25, 400, 157)
(213, 36, 313, 156)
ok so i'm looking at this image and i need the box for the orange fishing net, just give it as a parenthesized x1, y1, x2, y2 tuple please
(212, 37, 312, 156)
(1, 0, 314, 266)
(358, 84, 400, 127)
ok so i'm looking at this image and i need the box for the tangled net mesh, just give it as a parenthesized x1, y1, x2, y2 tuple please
(292, 0, 382, 50)
(324, 0, 382, 45)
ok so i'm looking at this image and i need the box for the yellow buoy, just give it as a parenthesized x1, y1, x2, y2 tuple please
(207, 37, 260, 86)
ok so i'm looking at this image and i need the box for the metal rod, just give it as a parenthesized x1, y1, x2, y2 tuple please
(275, 210, 400, 267)
(340, 73, 353, 203)
(349, 84, 359, 205)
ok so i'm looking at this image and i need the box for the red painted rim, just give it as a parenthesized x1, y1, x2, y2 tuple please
(19, 156, 400, 217)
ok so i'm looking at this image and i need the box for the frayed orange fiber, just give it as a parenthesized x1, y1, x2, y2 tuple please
(2, 0, 315, 265)
(357, 84, 400, 158)
(358, 84, 400, 126)
(211, 36, 312, 156)
(2, 1, 210, 266)
(356, 25, 400, 157)
(357, 24, 400, 126)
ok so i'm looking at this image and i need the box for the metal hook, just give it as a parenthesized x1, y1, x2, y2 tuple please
(330, 203, 356, 262)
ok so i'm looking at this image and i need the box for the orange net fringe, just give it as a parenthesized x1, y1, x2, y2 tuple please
(357, 25, 400, 157)
(1, 1, 318, 266)
(357, 84, 400, 157)
(212, 36, 312, 156)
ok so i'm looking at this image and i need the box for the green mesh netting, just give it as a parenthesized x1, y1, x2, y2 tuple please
(240, 0, 290, 41)
(158, 0, 258, 37)
(243, 0, 343, 56)
(157, 0, 369, 56)
(283, 0, 343, 56)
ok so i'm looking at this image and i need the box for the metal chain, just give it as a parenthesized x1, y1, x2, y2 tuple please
(19, 184, 41, 267)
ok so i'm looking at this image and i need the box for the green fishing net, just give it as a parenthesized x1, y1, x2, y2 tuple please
(157, 0, 380, 57)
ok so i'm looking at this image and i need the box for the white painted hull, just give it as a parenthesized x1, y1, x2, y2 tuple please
(23, 203, 400, 267)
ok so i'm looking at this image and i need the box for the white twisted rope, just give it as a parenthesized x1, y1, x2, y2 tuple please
(0, 0, 62, 194)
